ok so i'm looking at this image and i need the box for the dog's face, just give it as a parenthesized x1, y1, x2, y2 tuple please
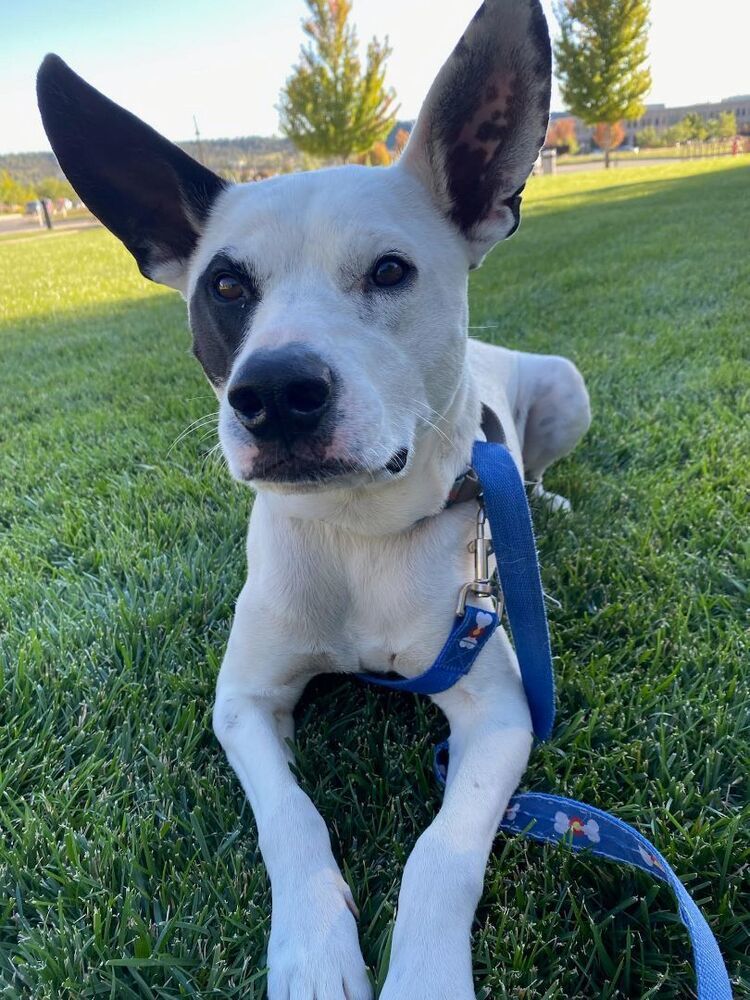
(37, 0, 551, 492)
(190, 166, 470, 487)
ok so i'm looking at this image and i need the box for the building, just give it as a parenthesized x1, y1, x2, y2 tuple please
(550, 94, 750, 149)
(627, 95, 750, 142)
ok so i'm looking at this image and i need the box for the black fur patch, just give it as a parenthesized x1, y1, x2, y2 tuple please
(503, 182, 526, 238)
(453, 34, 469, 57)
(476, 120, 505, 143)
(189, 252, 259, 385)
(433, 0, 551, 237)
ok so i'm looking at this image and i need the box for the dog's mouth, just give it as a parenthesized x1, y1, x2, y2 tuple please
(247, 447, 410, 488)
(384, 447, 409, 475)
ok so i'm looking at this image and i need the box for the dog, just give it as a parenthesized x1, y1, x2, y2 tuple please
(37, 1, 591, 996)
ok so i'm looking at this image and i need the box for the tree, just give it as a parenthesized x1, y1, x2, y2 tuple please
(636, 124, 663, 148)
(716, 110, 737, 139)
(366, 141, 392, 165)
(0, 170, 35, 210)
(355, 140, 391, 166)
(664, 120, 690, 146)
(278, 0, 397, 162)
(393, 127, 410, 156)
(682, 112, 708, 142)
(35, 176, 76, 200)
(705, 118, 720, 140)
(593, 121, 625, 158)
(546, 116, 580, 154)
(554, 0, 651, 167)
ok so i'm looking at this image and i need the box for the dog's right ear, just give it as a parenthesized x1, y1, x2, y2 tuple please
(36, 55, 227, 289)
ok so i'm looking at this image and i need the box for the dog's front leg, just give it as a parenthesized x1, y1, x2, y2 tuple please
(213, 589, 372, 1000)
(381, 630, 532, 1000)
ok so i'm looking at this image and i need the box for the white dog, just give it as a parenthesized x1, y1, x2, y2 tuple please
(38, 1, 591, 996)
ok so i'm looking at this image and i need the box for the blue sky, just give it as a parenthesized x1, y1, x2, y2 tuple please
(2, 0, 749, 155)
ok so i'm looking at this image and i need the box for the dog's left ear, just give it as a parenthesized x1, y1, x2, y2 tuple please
(398, 0, 551, 266)
(36, 54, 227, 290)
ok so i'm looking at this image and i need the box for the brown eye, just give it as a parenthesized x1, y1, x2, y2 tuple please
(213, 273, 244, 301)
(371, 255, 410, 288)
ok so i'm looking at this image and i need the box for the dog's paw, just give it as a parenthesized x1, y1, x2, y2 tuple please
(267, 872, 372, 1000)
(530, 481, 572, 513)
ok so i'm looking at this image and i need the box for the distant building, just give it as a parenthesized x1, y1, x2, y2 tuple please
(550, 95, 750, 149)
(627, 95, 750, 142)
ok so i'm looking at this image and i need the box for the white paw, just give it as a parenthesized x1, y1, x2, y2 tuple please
(530, 481, 572, 513)
(267, 870, 372, 1000)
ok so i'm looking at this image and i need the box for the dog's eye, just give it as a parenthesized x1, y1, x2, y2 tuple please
(371, 255, 410, 288)
(213, 273, 244, 301)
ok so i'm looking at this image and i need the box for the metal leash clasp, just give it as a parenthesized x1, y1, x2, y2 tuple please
(456, 500, 503, 616)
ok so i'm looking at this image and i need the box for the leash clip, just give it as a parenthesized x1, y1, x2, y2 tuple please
(456, 501, 502, 616)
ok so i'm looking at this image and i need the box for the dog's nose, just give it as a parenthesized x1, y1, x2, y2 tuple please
(227, 346, 334, 440)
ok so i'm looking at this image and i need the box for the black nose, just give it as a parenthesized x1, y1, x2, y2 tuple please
(227, 346, 335, 441)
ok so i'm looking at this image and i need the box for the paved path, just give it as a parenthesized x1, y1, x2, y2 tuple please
(558, 156, 694, 173)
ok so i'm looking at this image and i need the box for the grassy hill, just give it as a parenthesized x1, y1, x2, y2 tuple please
(0, 136, 301, 190)
(1, 122, 418, 191)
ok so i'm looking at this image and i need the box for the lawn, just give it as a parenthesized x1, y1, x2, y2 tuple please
(557, 143, 739, 165)
(1, 158, 748, 999)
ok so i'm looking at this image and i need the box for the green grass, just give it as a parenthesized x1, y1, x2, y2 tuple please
(1, 158, 748, 998)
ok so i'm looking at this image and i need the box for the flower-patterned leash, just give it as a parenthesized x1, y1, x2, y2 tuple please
(360, 436, 732, 998)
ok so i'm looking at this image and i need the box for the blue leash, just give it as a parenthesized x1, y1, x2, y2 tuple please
(360, 439, 732, 998)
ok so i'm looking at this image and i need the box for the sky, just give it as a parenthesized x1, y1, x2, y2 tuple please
(1, 0, 749, 155)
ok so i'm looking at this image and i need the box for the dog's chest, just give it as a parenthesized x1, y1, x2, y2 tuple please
(324, 507, 478, 675)
(250, 496, 480, 676)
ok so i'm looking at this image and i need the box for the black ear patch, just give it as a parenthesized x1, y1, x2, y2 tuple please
(401, 0, 551, 258)
(36, 54, 227, 280)
(438, 26, 550, 233)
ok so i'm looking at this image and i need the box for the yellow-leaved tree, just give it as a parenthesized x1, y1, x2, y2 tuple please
(554, 0, 651, 167)
(278, 0, 398, 163)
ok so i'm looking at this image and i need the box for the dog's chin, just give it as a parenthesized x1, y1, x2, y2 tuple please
(240, 447, 410, 494)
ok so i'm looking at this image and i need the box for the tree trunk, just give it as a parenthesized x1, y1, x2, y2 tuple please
(605, 146, 611, 169)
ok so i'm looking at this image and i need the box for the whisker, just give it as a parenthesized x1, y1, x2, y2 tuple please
(400, 399, 455, 449)
(167, 412, 219, 455)
(200, 440, 227, 474)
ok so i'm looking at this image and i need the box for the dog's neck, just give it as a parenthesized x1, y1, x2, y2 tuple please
(260, 370, 481, 537)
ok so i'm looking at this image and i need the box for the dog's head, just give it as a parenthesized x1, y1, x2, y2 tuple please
(37, 0, 550, 494)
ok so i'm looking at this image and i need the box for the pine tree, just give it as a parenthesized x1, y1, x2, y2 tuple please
(278, 0, 397, 162)
(554, 0, 651, 167)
